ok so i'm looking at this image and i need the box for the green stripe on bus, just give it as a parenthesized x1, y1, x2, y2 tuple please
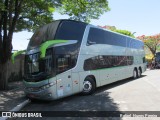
(40, 40, 68, 58)
(91, 66, 130, 71)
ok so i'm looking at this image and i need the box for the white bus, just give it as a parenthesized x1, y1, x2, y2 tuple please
(23, 20, 146, 100)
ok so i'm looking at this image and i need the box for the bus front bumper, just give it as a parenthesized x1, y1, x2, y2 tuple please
(24, 82, 57, 100)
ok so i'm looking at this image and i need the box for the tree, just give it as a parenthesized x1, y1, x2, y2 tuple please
(0, 0, 110, 90)
(98, 25, 135, 37)
(113, 29, 135, 38)
(0, 0, 57, 90)
(59, 0, 110, 23)
(137, 34, 160, 58)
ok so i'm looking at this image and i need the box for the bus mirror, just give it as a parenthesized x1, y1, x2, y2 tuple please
(11, 50, 26, 64)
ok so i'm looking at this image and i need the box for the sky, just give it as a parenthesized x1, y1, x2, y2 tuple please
(12, 0, 160, 50)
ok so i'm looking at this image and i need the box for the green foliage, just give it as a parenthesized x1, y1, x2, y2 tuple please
(99, 25, 135, 38)
(0, 0, 110, 32)
(137, 34, 160, 56)
(15, 0, 57, 32)
(113, 29, 135, 38)
(59, 0, 110, 23)
(157, 45, 160, 52)
(0, 0, 58, 32)
(0, 1, 5, 11)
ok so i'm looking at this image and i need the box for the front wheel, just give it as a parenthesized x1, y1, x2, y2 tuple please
(82, 77, 96, 95)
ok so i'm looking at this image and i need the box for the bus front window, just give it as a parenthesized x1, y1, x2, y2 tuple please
(24, 49, 54, 82)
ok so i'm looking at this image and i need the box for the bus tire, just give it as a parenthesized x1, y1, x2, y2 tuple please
(138, 68, 142, 77)
(82, 77, 96, 95)
(133, 69, 138, 79)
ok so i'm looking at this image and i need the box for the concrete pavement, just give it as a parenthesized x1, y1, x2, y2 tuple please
(1, 69, 160, 120)
(15, 69, 160, 120)
(0, 81, 30, 120)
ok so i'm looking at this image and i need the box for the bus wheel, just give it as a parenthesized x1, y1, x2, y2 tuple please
(138, 68, 142, 77)
(82, 77, 96, 95)
(133, 69, 138, 79)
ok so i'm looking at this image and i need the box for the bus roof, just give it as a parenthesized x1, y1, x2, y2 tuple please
(39, 19, 142, 43)
(92, 24, 143, 43)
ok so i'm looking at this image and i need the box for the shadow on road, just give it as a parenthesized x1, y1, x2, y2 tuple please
(95, 75, 146, 94)
(0, 81, 26, 111)
(20, 76, 148, 120)
(22, 91, 123, 120)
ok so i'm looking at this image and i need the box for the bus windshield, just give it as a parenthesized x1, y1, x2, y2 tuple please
(27, 21, 60, 50)
(24, 49, 53, 82)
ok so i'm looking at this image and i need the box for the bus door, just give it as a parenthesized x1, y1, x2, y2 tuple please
(56, 55, 72, 98)
(71, 72, 80, 94)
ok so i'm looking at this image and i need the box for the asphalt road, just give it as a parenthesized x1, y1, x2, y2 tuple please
(15, 69, 160, 120)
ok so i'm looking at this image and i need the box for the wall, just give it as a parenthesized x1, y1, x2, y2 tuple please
(8, 54, 24, 82)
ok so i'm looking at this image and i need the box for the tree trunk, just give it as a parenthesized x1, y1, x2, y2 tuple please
(0, 61, 9, 90)
(0, 0, 23, 90)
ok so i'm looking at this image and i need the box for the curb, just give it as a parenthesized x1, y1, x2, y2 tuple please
(11, 99, 30, 112)
(0, 99, 30, 120)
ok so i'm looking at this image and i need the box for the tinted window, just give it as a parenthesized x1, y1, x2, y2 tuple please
(104, 31, 126, 47)
(55, 21, 86, 42)
(88, 27, 143, 49)
(127, 38, 144, 49)
(24, 49, 54, 82)
(54, 21, 87, 72)
(27, 21, 60, 50)
(56, 54, 71, 74)
(105, 32, 115, 46)
(84, 55, 134, 71)
(54, 43, 80, 70)
(87, 28, 127, 47)
(156, 52, 160, 62)
(87, 28, 105, 45)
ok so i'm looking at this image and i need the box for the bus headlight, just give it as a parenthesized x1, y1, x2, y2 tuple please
(40, 82, 55, 90)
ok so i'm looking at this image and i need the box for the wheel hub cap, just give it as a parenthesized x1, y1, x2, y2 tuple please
(83, 81, 92, 92)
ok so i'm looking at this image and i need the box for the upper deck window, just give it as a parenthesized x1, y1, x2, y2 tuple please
(27, 20, 86, 50)
(27, 21, 60, 50)
(55, 21, 86, 42)
(87, 27, 144, 49)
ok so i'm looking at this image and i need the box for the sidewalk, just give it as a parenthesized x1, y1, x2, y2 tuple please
(0, 81, 28, 111)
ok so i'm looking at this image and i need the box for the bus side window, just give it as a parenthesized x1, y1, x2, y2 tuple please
(87, 28, 105, 45)
(56, 55, 70, 74)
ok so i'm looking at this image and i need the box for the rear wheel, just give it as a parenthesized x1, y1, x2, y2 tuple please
(133, 69, 138, 79)
(137, 68, 142, 77)
(82, 77, 96, 95)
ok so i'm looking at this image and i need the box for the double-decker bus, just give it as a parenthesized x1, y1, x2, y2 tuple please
(23, 19, 146, 100)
